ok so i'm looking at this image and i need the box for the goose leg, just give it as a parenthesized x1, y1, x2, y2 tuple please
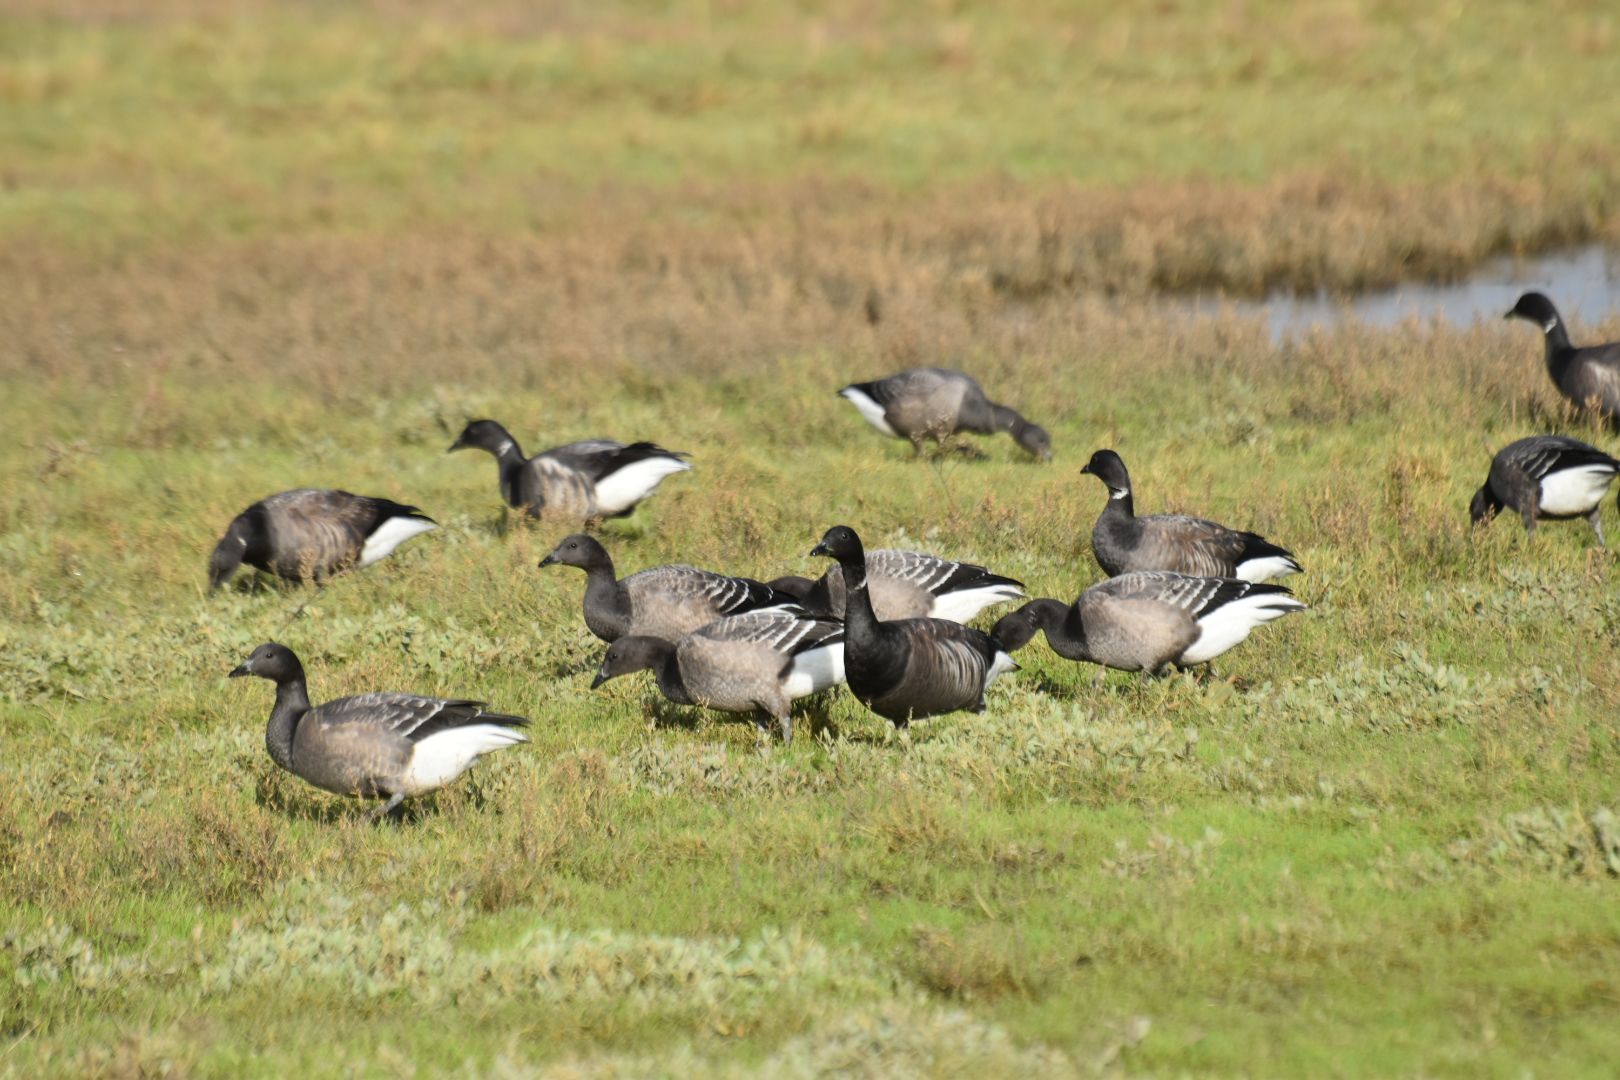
(1521, 492, 1539, 537)
(368, 792, 406, 822)
(1589, 506, 1607, 548)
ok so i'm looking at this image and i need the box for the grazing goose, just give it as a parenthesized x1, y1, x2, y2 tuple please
(540, 534, 799, 644)
(838, 368, 1052, 459)
(591, 610, 846, 741)
(811, 525, 1018, 725)
(1471, 435, 1620, 545)
(228, 642, 528, 819)
(992, 572, 1305, 675)
(768, 548, 1024, 623)
(209, 489, 436, 590)
(448, 419, 690, 520)
(1080, 449, 1301, 582)
(1505, 292, 1620, 420)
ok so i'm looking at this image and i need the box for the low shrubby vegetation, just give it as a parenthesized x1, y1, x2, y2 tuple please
(5, 1, 1620, 1075)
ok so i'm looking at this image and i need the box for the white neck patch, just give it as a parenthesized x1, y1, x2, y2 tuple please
(1109, 487, 1130, 501)
(496, 439, 516, 455)
(1544, 317, 1560, 333)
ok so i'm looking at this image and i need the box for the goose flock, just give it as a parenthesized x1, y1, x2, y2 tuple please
(218, 289, 1620, 818)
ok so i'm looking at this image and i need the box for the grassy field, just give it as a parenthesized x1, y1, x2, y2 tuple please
(5, 1, 1620, 1077)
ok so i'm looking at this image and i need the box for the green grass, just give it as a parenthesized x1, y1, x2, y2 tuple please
(5, 0, 1620, 1075)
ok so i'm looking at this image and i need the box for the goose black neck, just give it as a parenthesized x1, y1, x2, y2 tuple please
(265, 677, 311, 774)
(581, 559, 633, 639)
(1030, 599, 1091, 662)
(987, 402, 1023, 434)
(651, 643, 692, 705)
(834, 549, 879, 642)
(1542, 318, 1575, 372)
(493, 439, 529, 509)
(1100, 482, 1135, 519)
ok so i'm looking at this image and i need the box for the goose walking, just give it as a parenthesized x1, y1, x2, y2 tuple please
(768, 548, 1024, 623)
(992, 572, 1304, 675)
(209, 489, 436, 590)
(591, 611, 846, 741)
(810, 525, 1018, 725)
(540, 534, 799, 644)
(228, 642, 528, 819)
(1471, 435, 1620, 545)
(1080, 449, 1300, 582)
(837, 368, 1052, 459)
(448, 419, 690, 521)
(1505, 292, 1620, 420)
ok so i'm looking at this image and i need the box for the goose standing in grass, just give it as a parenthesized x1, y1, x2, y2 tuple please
(591, 610, 846, 741)
(208, 489, 436, 590)
(992, 572, 1304, 675)
(837, 368, 1052, 459)
(1080, 449, 1300, 582)
(448, 419, 690, 521)
(1505, 292, 1620, 421)
(540, 534, 800, 644)
(228, 642, 528, 820)
(768, 548, 1024, 623)
(1470, 435, 1620, 545)
(810, 525, 1018, 725)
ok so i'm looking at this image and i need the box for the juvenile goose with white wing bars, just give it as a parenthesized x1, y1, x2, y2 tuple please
(992, 571, 1304, 676)
(541, 534, 801, 644)
(591, 610, 846, 741)
(768, 547, 1024, 623)
(228, 642, 528, 819)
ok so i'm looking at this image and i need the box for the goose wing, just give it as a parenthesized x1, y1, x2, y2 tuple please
(1136, 513, 1296, 579)
(541, 439, 689, 481)
(629, 565, 797, 617)
(693, 610, 844, 655)
(263, 489, 422, 576)
(1087, 570, 1265, 619)
(313, 693, 529, 742)
(1499, 435, 1620, 481)
(1566, 348, 1620, 415)
(866, 548, 1024, 595)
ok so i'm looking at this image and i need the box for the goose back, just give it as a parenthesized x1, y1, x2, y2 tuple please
(799, 549, 1025, 622)
(621, 565, 795, 643)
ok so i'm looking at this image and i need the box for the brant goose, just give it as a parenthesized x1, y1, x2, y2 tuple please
(448, 419, 690, 520)
(591, 610, 846, 741)
(810, 525, 1018, 725)
(1080, 449, 1300, 582)
(209, 489, 436, 590)
(768, 548, 1024, 623)
(228, 642, 528, 819)
(1471, 434, 1620, 545)
(992, 571, 1305, 675)
(1505, 292, 1620, 420)
(837, 368, 1052, 459)
(540, 534, 799, 644)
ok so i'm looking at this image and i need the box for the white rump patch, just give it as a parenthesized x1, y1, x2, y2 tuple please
(1182, 594, 1304, 665)
(1538, 464, 1617, 516)
(359, 516, 437, 567)
(983, 650, 1020, 688)
(782, 643, 846, 697)
(592, 457, 693, 516)
(399, 724, 527, 795)
(927, 583, 1026, 624)
(1232, 555, 1300, 583)
(839, 388, 898, 437)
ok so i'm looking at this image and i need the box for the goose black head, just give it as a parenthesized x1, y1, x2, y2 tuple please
(539, 533, 610, 570)
(1013, 420, 1053, 462)
(590, 637, 668, 689)
(1079, 449, 1131, 496)
(448, 419, 515, 455)
(208, 523, 249, 591)
(229, 641, 305, 684)
(1504, 292, 1561, 332)
(989, 604, 1042, 652)
(1469, 484, 1502, 526)
(810, 525, 864, 564)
